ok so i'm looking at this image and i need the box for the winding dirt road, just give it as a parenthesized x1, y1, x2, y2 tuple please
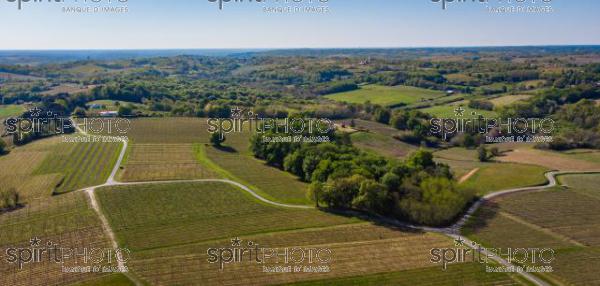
(72, 122, 599, 286)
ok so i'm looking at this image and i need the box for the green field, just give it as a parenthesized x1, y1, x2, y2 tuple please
(490, 94, 532, 107)
(96, 182, 357, 251)
(434, 148, 549, 194)
(33, 139, 121, 193)
(0, 104, 25, 117)
(463, 174, 600, 285)
(326, 85, 444, 106)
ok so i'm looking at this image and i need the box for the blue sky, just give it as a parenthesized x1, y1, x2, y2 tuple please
(0, 0, 599, 49)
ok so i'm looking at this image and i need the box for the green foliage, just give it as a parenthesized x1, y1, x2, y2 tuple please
(0, 139, 7, 155)
(477, 145, 489, 162)
(0, 188, 20, 211)
(73, 106, 87, 117)
(117, 105, 133, 117)
(398, 177, 473, 226)
(210, 132, 226, 147)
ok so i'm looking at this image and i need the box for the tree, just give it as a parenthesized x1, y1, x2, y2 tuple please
(352, 180, 389, 213)
(118, 105, 133, 117)
(210, 132, 226, 147)
(477, 145, 489, 162)
(398, 177, 473, 226)
(307, 182, 323, 208)
(0, 188, 20, 211)
(381, 172, 401, 191)
(0, 139, 7, 155)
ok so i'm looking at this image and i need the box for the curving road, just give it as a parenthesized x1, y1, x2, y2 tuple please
(71, 121, 599, 286)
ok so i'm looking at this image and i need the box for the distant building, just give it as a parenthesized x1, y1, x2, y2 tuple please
(446, 89, 455, 95)
(99, 111, 118, 117)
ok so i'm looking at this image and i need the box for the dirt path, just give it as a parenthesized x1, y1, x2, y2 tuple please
(458, 168, 479, 184)
(72, 121, 600, 286)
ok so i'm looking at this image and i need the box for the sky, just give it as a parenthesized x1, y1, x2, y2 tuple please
(0, 0, 599, 49)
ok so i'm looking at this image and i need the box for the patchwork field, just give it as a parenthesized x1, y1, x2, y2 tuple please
(95, 182, 355, 251)
(434, 148, 549, 193)
(0, 191, 117, 286)
(203, 145, 311, 205)
(95, 182, 525, 286)
(463, 174, 600, 285)
(33, 138, 121, 193)
(326, 85, 444, 106)
(0, 137, 67, 200)
(119, 143, 216, 182)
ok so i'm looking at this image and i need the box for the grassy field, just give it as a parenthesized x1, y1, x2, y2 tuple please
(0, 140, 60, 201)
(350, 132, 416, 159)
(463, 174, 600, 285)
(434, 148, 549, 194)
(490, 94, 532, 107)
(0, 191, 115, 286)
(94, 181, 527, 286)
(119, 143, 216, 182)
(96, 182, 358, 251)
(0, 104, 25, 117)
(34, 138, 121, 193)
(325, 85, 444, 106)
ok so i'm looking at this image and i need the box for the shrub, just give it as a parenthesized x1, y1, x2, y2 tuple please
(210, 132, 226, 147)
(0, 188, 20, 211)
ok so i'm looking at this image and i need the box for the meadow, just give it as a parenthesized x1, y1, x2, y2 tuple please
(463, 174, 600, 285)
(489, 94, 532, 107)
(325, 85, 444, 106)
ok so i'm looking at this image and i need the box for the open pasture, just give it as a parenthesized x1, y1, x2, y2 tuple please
(326, 85, 444, 107)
